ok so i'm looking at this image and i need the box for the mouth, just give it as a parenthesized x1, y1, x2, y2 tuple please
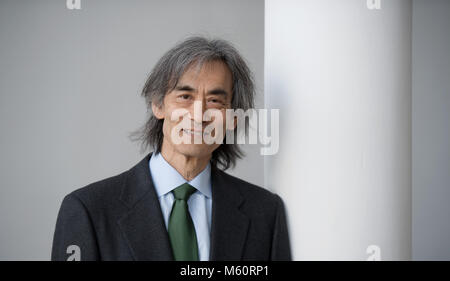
(182, 128, 212, 136)
(182, 128, 203, 136)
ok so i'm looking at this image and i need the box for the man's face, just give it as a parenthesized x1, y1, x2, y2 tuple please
(152, 60, 233, 159)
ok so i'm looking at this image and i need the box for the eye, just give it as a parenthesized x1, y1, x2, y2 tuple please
(208, 98, 223, 104)
(179, 94, 191, 100)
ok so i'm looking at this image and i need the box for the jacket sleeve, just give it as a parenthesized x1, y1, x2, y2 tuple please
(51, 193, 100, 261)
(270, 194, 292, 261)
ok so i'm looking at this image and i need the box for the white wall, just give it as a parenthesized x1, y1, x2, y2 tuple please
(265, 0, 412, 260)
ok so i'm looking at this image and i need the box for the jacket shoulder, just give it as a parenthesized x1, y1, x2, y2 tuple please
(67, 169, 128, 210)
(216, 169, 283, 209)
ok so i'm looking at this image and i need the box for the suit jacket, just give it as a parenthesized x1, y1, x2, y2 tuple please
(51, 152, 291, 261)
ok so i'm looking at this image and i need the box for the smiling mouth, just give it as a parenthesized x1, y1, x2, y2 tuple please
(182, 128, 212, 136)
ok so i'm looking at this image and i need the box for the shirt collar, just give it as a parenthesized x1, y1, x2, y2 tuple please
(149, 152, 212, 199)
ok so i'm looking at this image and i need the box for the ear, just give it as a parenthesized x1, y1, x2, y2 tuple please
(151, 101, 165, 120)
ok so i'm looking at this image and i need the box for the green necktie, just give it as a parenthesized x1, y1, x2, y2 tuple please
(168, 183, 199, 261)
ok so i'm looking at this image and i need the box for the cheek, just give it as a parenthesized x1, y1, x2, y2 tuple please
(162, 106, 177, 129)
(161, 108, 189, 140)
(161, 111, 177, 136)
(222, 113, 228, 131)
(211, 112, 228, 141)
(206, 111, 226, 130)
(161, 120, 170, 137)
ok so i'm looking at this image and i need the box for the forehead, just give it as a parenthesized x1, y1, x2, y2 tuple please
(177, 60, 233, 89)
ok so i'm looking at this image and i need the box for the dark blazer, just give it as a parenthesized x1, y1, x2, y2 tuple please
(51, 152, 291, 261)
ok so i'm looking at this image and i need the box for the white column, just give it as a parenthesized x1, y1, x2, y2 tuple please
(265, 0, 412, 260)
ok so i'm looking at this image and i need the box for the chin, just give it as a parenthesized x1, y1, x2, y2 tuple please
(175, 144, 216, 158)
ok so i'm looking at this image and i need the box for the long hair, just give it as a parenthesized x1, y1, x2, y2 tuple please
(131, 36, 255, 170)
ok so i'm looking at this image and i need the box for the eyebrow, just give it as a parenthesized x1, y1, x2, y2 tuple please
(175, 85, 195, 92)
(175, 84, 229, 97)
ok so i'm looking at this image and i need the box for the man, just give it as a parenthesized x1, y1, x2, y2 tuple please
(51, 36, 291, 261)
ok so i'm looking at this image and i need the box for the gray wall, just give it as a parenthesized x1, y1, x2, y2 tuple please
(412, 0, 450, 260)
(0, 0, 264, 260)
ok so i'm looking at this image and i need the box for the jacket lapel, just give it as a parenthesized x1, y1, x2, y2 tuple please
(209, 166, 250, 261)
(117, 152, 174, 261)
(116, 152, 250, 261)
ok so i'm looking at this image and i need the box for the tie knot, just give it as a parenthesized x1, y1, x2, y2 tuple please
(172, 183, 196, 201)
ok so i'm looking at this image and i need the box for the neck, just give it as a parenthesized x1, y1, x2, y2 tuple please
(159, 143, 211, 181)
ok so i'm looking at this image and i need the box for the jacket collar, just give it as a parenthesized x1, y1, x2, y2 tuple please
(117, 152, 250, 261)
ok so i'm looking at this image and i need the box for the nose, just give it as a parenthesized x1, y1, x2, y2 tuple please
(190, 99, 208, 129)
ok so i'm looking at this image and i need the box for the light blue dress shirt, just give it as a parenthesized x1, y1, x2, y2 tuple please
(148, 152, 212, 261)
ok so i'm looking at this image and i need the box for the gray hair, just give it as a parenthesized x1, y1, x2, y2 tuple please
(132, 36, 255, 170)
